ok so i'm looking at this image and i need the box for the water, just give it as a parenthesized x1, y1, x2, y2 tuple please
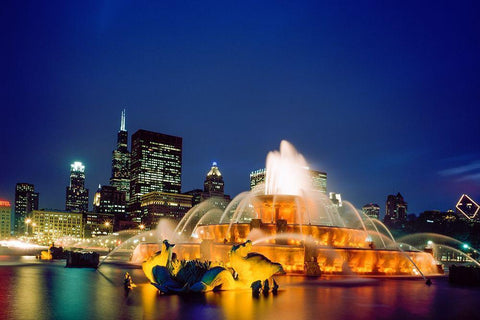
(1, 257, 479, 320)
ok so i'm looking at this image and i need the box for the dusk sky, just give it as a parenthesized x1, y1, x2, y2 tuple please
(1, 1, 479, 216)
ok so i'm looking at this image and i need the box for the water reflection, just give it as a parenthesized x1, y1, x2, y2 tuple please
(0, 259, 479, 320)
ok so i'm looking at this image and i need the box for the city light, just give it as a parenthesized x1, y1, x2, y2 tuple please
(71, 161, 85, 172)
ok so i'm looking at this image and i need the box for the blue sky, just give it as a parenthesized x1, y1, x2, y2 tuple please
(1, 1, 479, 216)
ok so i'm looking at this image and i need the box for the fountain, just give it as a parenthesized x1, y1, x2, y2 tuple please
(135, 141, 442, 276)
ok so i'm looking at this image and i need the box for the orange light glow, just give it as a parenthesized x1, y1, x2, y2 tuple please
(0, 200, 11, 207)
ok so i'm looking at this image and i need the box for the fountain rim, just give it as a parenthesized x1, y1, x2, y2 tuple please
(132, 240, 433, 254)
(195, 222, 372, 232)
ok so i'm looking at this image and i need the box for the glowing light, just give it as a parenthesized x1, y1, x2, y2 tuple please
(71, 161, 85, 172)
(463, 244, 469, 249)
(427, 240, 433, 245)
(139, 224, 145, 230)
(0, 240, 45, 250)
(456, 194, 480, 220)
(0, 200, 11, 207)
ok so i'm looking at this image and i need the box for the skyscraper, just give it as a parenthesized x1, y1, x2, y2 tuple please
(384, 193, 407, 225)
(14, 183, 39, 235)
(110, 109, 131, 201)
(203, 162, 231, 199)
(65, 161, 89, 213)
(129, 129, 182, 219)
(92, 185, 126, 232)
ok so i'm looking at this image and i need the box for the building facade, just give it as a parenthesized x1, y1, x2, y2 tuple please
(202, 162, 231, 202)
(14, 183, 39, 235)
(110, 109, 131, 201)
(92, 185, 126, 233)
(183, 189, 203, 207)
(309, 170, 328, 194)
(249, 169, 266, 190)
(141, 191, 193, 227)
(362, 203, 380, 219)
(129, 129, 182, 220)
(0, 200, 11, 239)
(384, 193, 408, 225)
(65, 162, 89, 213)
(31, 210, 84, 245)
(249, 168, 327, 193)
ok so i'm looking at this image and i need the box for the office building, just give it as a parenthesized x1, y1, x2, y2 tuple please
(31, 209, 84, 245)
(384, 193, 408, 224)
(362, 203, 380, 219)
(0, 200, 11, 239)
(129, 129, 182, 219)
(65, 162, 89, 213)
(183, 189, 203, 206)
(14, 183, 39, 235)
(141, 191, 193, 227)
(92, 184, 126, 232)
(309, 170, 327, 194)
(110, 110, 131, 201)
(202, 162, 231, 201)
(93, 185, 126, 216)
(250, 169, 266, 190)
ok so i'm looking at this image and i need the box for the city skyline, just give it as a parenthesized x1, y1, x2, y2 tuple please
(1, 2, 479, 215)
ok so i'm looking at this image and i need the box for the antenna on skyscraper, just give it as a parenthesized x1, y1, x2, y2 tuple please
(120, 109, 126, 131)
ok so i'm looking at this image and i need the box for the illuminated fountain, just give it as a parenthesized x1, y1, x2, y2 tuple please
(136, 141, 442, 276)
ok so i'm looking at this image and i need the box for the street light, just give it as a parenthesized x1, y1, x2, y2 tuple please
(139, 224, 145, 231)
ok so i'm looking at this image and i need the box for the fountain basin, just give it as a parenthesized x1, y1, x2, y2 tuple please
(133, 241, 441, 275)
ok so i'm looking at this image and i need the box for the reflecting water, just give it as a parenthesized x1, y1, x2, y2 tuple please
(0, 257, 479, 320)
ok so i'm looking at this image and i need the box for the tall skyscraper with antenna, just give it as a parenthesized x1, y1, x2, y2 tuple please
(110, 109, 131, 201)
